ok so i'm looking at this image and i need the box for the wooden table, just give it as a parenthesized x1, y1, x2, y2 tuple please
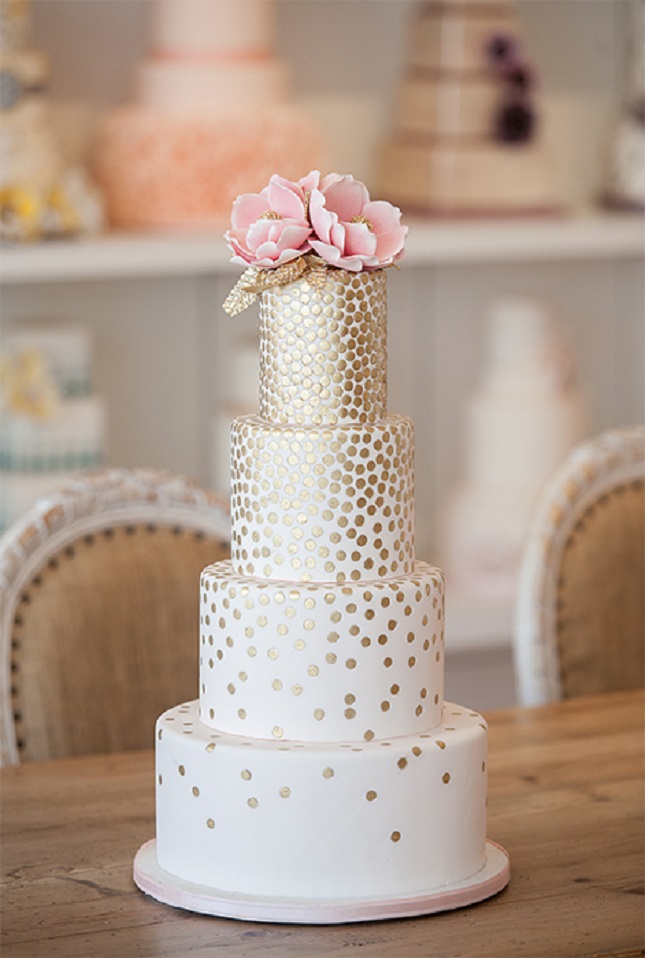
(1, 690, 643, 958)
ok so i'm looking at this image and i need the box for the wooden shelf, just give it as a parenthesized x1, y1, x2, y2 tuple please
(1, 211, 643, 285)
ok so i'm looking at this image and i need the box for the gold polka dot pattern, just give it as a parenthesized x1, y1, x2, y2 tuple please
(229, 414, 415, 582)
(198, 560, 445, 742)
(259, 269, 387, 425)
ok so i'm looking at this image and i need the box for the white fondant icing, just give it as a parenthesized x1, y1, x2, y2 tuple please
(150, 0, 275, 58)
(155, 700, 488, 901)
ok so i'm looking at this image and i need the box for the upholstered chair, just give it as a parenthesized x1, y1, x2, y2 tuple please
(514, 426, 645, 706)
(0, 468, 230, 764)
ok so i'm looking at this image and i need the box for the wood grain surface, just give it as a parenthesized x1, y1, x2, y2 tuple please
(1, 690, 643, 958)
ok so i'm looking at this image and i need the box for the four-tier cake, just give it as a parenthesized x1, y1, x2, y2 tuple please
(134, 172, 510, 923)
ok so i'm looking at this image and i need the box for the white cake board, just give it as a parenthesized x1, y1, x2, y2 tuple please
(133, 839, 510, 925)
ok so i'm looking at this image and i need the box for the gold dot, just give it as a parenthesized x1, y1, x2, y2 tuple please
(272, 726, 284, 738)
(442, 772, 451, 784)
(279, 786, 291, 798)
(398, 758, 408, 770)
(205, 742, 216, 753)
(248, 797, 259, 808)
(436, 740, 446, 749)
(323, 767, 335, 779)
(366, 790, 377, 801)
(241, 769, 252, 781)
(314, 708, 325, 721)
(390, 831, 401, 842)
(178, 765, 185, 776)
(206, 818, 215, 829)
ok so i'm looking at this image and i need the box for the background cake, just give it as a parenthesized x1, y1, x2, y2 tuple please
(134, 172, 509, 922)
(378, 0, 561, 215)
(441, 296, 587, 600)
(0, 0, 102, 241)
(0, 323, 107, 530)
(94, 0, 325, 229)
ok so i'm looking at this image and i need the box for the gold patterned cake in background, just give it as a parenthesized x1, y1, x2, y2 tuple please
(133, 172, 510, 922)
(378, 0, 561, 215)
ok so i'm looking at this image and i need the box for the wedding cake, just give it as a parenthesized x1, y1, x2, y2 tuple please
(0, 0, 103, 241)
(441, 296, 587, 599)
(95, 0, 324, 229)
(378, 0, 560, 215)
(0, 323, 107, 530)
(134, 172, 509, 922)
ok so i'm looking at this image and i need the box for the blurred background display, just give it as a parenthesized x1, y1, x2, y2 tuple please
(0, 321, 107, 529)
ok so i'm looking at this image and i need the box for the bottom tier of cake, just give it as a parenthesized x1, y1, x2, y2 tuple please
(154, 700, 488, 901)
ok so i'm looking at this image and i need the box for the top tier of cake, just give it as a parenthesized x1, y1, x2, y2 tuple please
(258, 268, 388, 426)
(407, 0, 518, 74)
(150, 0, 275, 58)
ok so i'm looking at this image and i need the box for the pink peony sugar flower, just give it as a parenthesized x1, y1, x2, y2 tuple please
(225, 171, 320, 268)
(308, 173, 408, 272)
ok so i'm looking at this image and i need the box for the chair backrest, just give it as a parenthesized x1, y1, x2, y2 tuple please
(0, 468, 230, 765)
(514, 426, 645, 706)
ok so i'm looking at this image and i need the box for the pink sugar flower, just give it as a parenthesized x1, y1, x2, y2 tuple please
(225, 171, 320, 268)
(308, 173, 408, 272)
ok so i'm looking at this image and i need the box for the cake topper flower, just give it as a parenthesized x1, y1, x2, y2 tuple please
(225, 171, 318, 269)
(223, 171, 407, 316)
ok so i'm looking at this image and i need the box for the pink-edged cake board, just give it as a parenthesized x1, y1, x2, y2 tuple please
(133, 838, 510, 925)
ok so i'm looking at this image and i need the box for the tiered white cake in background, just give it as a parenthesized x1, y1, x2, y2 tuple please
(441, 297, 587, 600)
(134, 174, 509, 922)
(0, 0, 102, 241)
(602, 0, 645, 212)
(0, 324, 107, 530)
(95, 0, 324, 229)
(378, 0, 560, 215)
